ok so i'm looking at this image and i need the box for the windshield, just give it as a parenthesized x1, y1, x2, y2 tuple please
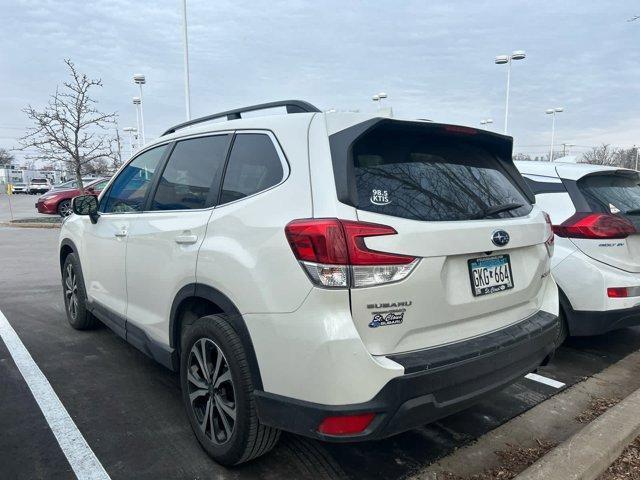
(351, 126, 532, 221)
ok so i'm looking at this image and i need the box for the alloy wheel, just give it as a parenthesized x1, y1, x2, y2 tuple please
(59, 200, 72, 217)
(64, 263, 78, 320)
(187, 338, 236, 445)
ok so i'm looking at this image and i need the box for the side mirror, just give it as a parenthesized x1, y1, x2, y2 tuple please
(72, 195, 100, 224)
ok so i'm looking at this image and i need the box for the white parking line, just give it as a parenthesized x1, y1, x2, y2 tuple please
(525, 372, 566, 389)
(0, 309, 110, 480)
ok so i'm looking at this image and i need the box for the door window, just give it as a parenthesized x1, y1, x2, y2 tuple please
(150, 135, 230, 210)
(219, 134, 284, 205)
(101, 145, 167, 213)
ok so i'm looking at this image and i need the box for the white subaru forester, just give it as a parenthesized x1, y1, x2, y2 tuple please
(59, 100, 560, 465)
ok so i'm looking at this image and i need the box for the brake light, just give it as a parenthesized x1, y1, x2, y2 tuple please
(552, 213, 636, 239)
(317, 413, 375, 436)
(285, 219, 419, 288)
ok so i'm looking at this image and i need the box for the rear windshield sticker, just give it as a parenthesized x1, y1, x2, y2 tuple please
(609, 203, 620, 214)
(370, 189, 391, 206)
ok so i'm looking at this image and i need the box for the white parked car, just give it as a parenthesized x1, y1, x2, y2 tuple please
(59, 101, 559, 465)
(516, 160, 640, 337)
(28, 177, 52, 194)
(11, 182, 28, 194)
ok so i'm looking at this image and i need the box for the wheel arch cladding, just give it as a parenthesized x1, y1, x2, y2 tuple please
(170, 283, 264, 390)
(59, 238, 78, 271)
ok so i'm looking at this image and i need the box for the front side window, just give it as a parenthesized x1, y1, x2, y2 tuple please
(219, 134, 284, 205)
(151, 135, 230, 211)
(351, 126, 531, 221)
(101, 145, 167, 213)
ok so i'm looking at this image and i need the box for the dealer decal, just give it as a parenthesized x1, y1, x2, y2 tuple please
(370, 189, 391, 206)
(367, 300, 410, 328)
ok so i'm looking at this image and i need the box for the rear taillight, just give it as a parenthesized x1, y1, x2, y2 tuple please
(542, 211, 554, 257)
(285, 219, 419, 288)
(552, 213, 636, 239)
(317, 413, 375, 436)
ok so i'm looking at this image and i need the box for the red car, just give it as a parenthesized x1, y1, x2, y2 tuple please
(36, 177, 109, 217)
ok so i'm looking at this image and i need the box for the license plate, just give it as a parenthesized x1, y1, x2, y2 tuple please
(468, 254, 514, 297)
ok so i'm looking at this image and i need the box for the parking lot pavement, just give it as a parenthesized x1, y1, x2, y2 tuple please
(2, 225, 640, 480)
(0, 192, 50, 222)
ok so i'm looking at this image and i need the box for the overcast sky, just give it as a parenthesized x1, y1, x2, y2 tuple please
(1, 0, 639, 162)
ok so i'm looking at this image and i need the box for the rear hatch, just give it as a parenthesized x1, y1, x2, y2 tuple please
(558, 169, 640, 273)
(331, 119, 552, 355)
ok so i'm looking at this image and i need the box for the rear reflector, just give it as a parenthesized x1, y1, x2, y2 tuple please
(552, 213, 636, 239)
(607, 286, 640, 298)
(317, 413, 375, 436)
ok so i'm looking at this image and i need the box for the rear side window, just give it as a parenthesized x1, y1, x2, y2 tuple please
(151, 135, 230, 211)
(351, 127, 531, 221)
(578, 173, 640, 215)
(219, 134, 284, 205)
(101, 145, 167, 213)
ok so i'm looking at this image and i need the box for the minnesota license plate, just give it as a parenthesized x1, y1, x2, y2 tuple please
(468, 254, 514, 297)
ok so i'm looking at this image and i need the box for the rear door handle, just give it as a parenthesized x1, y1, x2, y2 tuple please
(114, 229, 128, 238)
(175, 234, 198, 245)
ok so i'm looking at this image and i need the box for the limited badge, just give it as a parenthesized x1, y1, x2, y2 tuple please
(370, 189, 391, 206)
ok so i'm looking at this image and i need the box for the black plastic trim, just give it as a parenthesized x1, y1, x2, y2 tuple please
(523, 177, 567, 195)
(254, 310, 559, 441)
(169, 283, 263, 390)
(162, 100, 321, 136)
(562, 296, 640, 336)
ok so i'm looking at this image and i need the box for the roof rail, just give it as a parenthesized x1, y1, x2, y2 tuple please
(161, 100, 321, 136)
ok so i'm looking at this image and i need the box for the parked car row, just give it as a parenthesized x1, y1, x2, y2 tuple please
(56, 101, 640, 466)
(10, 178, 53, 194)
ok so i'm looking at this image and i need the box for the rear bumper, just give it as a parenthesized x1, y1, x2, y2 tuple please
(254, 310, 559, 442)
(565, 303, 640, 336)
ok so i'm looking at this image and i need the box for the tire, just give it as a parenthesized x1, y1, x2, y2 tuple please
(557, 309, 569, 345)
(62, 253, 98, 330)
(58, 199, 72, 217)
(180, 315, 280, 465)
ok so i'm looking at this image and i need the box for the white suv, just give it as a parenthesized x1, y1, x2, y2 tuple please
(59, 100, 559, 465)
(516, 160, 640, 337)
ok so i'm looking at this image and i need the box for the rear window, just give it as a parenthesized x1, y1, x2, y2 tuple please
(351, 128, 531, 221)
(578, 172, 640, 215)
(31, 179, 48, 184)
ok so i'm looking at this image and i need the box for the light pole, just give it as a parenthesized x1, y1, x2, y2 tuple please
(123, 127, 138, 157)
(372, 92, 387, 110)
(495, 50, 526, 134)
(480, 118, 494, 129)
(133, 97, 142, 146)
(546, 107, 564, 161)
(133, 74, 146, 144)
(182, 0, 191, 120)
(635, 145, 639, 171)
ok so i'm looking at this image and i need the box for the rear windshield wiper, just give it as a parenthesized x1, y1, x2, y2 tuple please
(625, 208, 640, 215)
(471, 203, 524, 220)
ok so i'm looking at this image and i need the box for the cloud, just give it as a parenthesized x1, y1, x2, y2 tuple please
(1, 0, 638, 158)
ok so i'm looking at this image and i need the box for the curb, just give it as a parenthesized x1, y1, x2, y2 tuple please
(1, 221, 61, 229)
(515, 386, 640, 480)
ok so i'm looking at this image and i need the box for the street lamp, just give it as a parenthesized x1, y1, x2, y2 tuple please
(546, 107, 564, 161)
(480, 118, 494, 129)
(133, 74, 146, 144)
(123, 127, 138, 157)
(561, 143, 575, 157)
(182, 0, 191, 120)
(372, 92, 387, 110)
(495, 50, 526, 134)
(132, 97, 142, 147)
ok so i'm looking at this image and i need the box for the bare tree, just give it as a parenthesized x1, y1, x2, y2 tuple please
(581, 144, 621, 166)
(19, 59, 118, 191)
(0, 148, 15, 166)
